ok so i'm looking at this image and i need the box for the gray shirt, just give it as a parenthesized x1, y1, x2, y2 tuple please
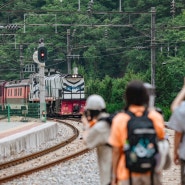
(83, 113, 112, 185)
(168, 101, 185, 160)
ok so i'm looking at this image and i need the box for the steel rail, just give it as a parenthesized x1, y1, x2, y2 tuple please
(0, 118, 79, 170)
(0, 118, 89, 183)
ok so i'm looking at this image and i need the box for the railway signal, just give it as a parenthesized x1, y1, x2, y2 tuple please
(38, 47, 47, 63)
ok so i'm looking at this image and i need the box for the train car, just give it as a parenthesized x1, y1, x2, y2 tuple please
(4, 79, 30, 109)
(29, 72, 86, 117)
(0, 80, 7, 110)
(29, 73, 40, 102)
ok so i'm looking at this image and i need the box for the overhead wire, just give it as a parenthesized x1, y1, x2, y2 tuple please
(0, 0, 15, 9)
(0, 9, 152, 14)
(0, 3, 180, 61)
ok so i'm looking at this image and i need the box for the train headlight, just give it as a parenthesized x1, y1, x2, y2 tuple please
(72, 74, 77, 78)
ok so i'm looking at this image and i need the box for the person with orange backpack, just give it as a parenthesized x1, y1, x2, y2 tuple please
(109, 80, 166, 185)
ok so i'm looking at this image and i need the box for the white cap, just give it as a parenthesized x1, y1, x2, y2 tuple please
(85, 94, 106, 111)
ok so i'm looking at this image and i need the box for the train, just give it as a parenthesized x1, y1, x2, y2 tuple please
(0, 72, 86, 117)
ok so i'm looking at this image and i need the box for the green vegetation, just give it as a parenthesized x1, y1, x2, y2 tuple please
(1, 0, 185, 120)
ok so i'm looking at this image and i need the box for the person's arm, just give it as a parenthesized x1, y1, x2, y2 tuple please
(171, 80, 185, 111)
(111, 146, 122, 185)
(174, 131, 183, 165)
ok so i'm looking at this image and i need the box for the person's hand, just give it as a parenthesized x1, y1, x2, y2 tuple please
(111, 176, 118, 185)
(81, 115, 89, 128)
(174, 153, 180, 165)
(111, 180, 117, 185)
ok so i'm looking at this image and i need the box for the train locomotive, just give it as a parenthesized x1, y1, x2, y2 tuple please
(0, 72, 86, 117)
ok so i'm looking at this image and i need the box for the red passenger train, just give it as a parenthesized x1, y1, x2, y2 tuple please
(4, 79, 30, 109)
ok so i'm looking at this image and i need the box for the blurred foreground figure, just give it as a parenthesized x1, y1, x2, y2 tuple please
(168, 80, 185, 185)
(82, 94, 112, 185)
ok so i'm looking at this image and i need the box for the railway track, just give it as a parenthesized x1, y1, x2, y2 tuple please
(0, 118, 90, 184)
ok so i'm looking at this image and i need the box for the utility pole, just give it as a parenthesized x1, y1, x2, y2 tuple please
(151, 7, 156, 87)
(119, 0, 122, 12)
(78, 0, 81, 11)
(20, 44, 24, 79)
(67, 29, 72, 74)
(66, 29, 80, 74)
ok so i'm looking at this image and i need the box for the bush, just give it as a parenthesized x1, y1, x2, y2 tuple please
(106, 102, 124, 114)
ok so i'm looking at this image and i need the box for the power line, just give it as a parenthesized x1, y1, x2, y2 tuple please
(22, 23, 133, 28)
(0, 0, 15, 9)
(0, 10, 153, 15)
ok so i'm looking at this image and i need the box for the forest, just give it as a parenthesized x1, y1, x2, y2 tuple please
(0, 0, 185, 120)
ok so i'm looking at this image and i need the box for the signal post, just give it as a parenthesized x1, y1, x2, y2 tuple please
(39, 62, 46, 122)
(34, 39, 47, 122)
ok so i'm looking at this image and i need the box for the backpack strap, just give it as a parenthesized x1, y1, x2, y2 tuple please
(98, 116, 112, 126)
(126, 110, 135, 118)
(126, 109, 149, 118)
(142, 109, 149, 117)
